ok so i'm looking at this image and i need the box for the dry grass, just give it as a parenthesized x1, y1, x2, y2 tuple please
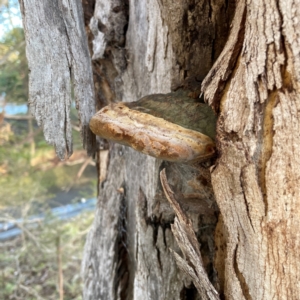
(0, 211, 94, 300)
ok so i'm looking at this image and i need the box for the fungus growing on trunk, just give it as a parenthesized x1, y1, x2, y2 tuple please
(90, 90, 216, 164)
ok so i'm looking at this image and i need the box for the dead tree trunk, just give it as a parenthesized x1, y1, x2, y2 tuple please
(81, 0, 234, 299)
(82, 0, 300, 299)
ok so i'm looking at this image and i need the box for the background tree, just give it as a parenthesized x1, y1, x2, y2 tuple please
(19, 0, 300, 299)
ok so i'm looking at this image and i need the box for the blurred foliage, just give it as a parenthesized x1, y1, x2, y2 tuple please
(0, 26, 28, 104)
(0, 211, 94, 300)
(0, 120, 96, 208)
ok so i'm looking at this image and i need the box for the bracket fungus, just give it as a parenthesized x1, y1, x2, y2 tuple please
(89, 90, 216, 164)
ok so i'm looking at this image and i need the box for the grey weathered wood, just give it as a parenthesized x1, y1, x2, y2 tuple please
(82, 0, 233, 299)
(160, 169, 220, 300)
(19, 0, 96, 159)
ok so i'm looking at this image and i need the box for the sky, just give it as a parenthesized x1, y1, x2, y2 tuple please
(0, 0, 23, 39)
(0, 0, 25, 112)
(0, 102, 28, 114)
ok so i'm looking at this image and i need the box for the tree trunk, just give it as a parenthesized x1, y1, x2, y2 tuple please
(82, 0, 300, 299)
(81, 0, 234, 299)
(202, 0, 300, 298)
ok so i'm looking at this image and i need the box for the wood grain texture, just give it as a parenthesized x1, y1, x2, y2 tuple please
(82, 0, 234, 299)
(160, 169, 220, 300)
(19, 0, 96, 159)
(202, 0, 300, 299)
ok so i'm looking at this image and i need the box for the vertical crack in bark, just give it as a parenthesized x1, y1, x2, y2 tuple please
(201, 0, 246, 111)
(156, 245, 162, 271)
(151, 219, 163, 271)
(240, 167, 255, 233)
(89, 0, 129, 108)
(233, 243, 252, 300)
(115, 184, 130, 299)
(82, 0, 96, 26)
(260, 91, 278, 215)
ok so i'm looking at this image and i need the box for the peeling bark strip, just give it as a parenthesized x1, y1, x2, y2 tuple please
(202, 0, 300, 299)
(19, 0, 96, 159)
(160, 169, 220, 300)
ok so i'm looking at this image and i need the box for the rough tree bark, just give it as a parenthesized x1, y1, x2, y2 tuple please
(19, 0, 300, 299)
(19, 0, 96, 159)
(202, 0, 300, 298)
(82, 0, 300, 299)
(81, 0, 233, 299)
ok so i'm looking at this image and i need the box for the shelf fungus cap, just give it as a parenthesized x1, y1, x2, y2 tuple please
(90, 102, 215, 164)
